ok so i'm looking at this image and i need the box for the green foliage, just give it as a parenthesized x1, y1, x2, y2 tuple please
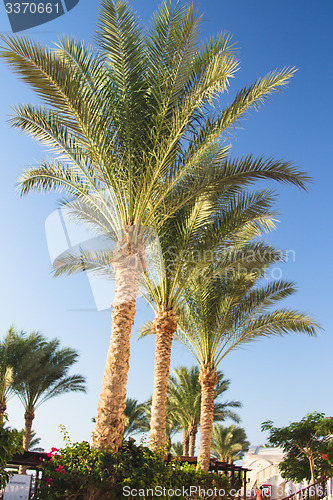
(171, 441, 183, 456)
(38, 440, 229, 499)
(29, 430, 44, 452)
(176, 265, 319, 371)
(0, 417, 23, 489)
(262, 412, 333, 482)
(211, 424, 250, 462)
(123, 398, 150, 438)
(167, 365, 241, 436)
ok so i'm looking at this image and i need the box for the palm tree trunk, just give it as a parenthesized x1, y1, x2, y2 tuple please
(19, 407, 35, 474)
(149, 307, 177, 452)
(197, 367, 218, 472)
(23, 407, 35, 450)
(189, 424, 198, 457)
(93, 235, 144, 451)
(183, 432, 189, 455)
(0, 398, 6, 425)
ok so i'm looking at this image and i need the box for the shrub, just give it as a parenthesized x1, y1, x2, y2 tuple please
(0, 416, 24, 489)
(38, 440, 229, 499)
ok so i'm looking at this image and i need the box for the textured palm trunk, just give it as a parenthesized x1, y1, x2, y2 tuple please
(93, 229, 145, 451)
(19, 407, 35, 474)
(23, 408, 35, 450)
(197, 367, 218, 471)
(183, 432, 189, 455)
(149, 307, 177, 452)
(188, 424, 198, 457)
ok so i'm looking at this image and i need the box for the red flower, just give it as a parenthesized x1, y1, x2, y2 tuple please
(45, 478, 53, 486)
(322, 454, 329, 460)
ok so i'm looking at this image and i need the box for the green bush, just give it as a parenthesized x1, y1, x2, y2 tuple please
(38, 440, 229, 499)
(0, 416, 24, 489)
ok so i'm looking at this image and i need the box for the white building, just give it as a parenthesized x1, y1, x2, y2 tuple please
(243, 446, 333, 500)
(242, 446, 295, 500)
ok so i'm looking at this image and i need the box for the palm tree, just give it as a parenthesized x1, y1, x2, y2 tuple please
(171, 441, 183, 456)
(123, 398, 149, 439)
(140, 187, 280, 451)
(211, 424, 249, 463)
(0, 328, 46, 423)
(13, 333, 86, 452)
(176, 268, 320, 471)
(1, 0, 309, 451)
(167, 365, 241, 456)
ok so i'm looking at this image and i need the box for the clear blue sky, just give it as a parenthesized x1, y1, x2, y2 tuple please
(0, 0, 332, 453)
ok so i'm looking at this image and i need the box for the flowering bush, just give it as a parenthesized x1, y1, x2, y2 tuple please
(38, 440, 229, 499)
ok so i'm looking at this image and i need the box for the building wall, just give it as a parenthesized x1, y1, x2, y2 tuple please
(242, 446, 294, 500)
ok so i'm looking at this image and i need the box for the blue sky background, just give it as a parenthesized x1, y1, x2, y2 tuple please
(0, 0, 332, 454)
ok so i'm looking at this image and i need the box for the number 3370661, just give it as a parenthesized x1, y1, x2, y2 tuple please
(5, 3, 60, 14)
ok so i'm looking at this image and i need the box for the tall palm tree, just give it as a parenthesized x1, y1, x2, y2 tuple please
(13, 333, 86, 451)
(140, 187, 281, 451)
(1, 0, 309, 451)
(211, 424, 250, 463)
(167, 365, 241, 456)
(123, 398, 149, 439)
(176, 268, 320, 471)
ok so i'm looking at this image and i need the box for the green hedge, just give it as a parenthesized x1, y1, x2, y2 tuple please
(38, 440, 229, 499)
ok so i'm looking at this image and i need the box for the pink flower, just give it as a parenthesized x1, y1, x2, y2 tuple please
(45, 478, 53, 486)
(51, 447, 58, 453)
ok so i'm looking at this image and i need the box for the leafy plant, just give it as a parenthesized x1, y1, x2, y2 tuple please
(262, 412, 333, 484)
(0, 416, 23, 490)
(38, 439, 229, 499)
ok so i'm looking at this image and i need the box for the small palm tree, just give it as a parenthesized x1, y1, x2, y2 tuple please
(123, 398, 149, 439)
(0, 328, 46, 423)
(28, 430, 44, 452)
(176, 267, 320, 471)
(211, 424, 249, 463)
(13, 332, 86, 451)
(171, 441, 183, 456)
(167, 366, 241, 456)
(1, 0, 308, 452)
